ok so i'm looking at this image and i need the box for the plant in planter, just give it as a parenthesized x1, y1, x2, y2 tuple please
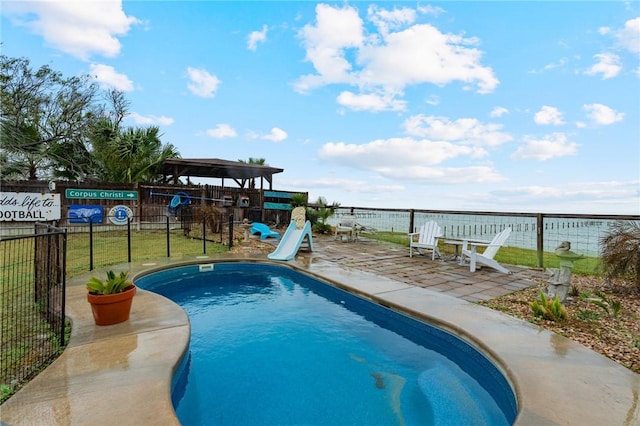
(86, 270, 136, 326)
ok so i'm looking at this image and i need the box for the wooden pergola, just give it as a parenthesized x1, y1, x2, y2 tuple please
(160, 158, 284, 190)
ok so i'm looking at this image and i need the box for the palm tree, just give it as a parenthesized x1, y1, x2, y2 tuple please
(600, 221, 640, 287)
(91, 121, 179, 183)
(238, 157, 267, 188)
(310, 196, 340, 234)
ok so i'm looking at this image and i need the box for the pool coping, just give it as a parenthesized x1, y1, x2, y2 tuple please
(1, 254, 639, 425)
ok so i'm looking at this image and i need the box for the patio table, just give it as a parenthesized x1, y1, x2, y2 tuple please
(443, 238, 491, 265)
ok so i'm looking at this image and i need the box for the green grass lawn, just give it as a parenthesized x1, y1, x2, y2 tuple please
(66, 230, 229, 276)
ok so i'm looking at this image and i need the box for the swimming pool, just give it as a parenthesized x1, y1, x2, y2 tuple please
(136, 262, 517, 425)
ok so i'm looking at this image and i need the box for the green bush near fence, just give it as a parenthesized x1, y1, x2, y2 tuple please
(368, 231, 602, 275)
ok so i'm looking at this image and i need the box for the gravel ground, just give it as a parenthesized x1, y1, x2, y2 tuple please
(479, 275, 640, 374)
(231, 233, 640, 374)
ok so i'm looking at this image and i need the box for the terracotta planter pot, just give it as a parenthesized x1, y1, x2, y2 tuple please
(87, 285, 136, 326)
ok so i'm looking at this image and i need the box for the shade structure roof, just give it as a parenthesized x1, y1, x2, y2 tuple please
(160, 158, 284, 189)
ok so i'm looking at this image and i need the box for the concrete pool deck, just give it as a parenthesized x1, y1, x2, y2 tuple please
(1, 236, 639, 425)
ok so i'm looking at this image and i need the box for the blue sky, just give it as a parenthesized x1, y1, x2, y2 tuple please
(2, 1, 639, 214)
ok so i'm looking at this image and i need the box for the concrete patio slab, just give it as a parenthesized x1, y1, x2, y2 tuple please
(1, 236, 638, 425)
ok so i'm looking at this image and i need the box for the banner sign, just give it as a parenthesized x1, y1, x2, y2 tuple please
(0, 192, 61, 221)
(69, 204, 103, 224)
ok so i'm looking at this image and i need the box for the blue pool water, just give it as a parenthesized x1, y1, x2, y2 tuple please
(136, 263, 517, 426)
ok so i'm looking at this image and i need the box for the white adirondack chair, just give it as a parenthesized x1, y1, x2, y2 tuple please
(408, 221, 442, 260)
(461, 227, 512, 273)
(334, 215, 358, 241)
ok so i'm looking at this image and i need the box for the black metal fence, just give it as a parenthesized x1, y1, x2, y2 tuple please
(331, 207, 640, 270)
(1, 223, 67, 401)
(62, 212, 236, 276)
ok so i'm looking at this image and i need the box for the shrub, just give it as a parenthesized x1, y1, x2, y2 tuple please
(86, 271, 132, 295)
(577, 309, 601, 321)
(305, 207, 320, 226)
(599, 220, 640, 287)
(290, 193, 307, 208)
(312, 222, 333, 234)
(530, 290, 568, 321)
(307, 196, 339, 232)
(589, 291, 622, 319)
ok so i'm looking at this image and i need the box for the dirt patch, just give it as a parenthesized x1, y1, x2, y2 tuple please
(228, 227, 278, 255)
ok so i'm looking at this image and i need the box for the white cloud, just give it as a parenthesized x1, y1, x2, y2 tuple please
(494, 180, 639, 202)
(295, 3, 364, 92)
(585, 53, 621, 79)
(186, 67, 220, 98)
(615, 17, 640, 54)
(490, 107, 509, 118)
(583, 103, 625, 125)
(128, 112, 173, 126)
(283, 176, 404, 194)
(319, 137, 478, 168)
(378, 165, 505, 183)
(367, 4, 416, 36)
(425, 95, 440, 106)
(89, 63, 133, 91)
(317, 137, 504, 183)
(336, 91, 406, 112)
(480, 182, 639, 214)
(262, 128, 288, 142)
(417, 5, 445, 17)
(358, 25, 498, 93)
(511, 133, 578, 161)
(3, 0, 140, 60)
(206, 124, 237, 139)
(534, 106, 565, 125)
(529, 57, 568, 74)
(294, 4, 498, 98)
(402, 115, 512, 147)
(247, 25, 268, 51)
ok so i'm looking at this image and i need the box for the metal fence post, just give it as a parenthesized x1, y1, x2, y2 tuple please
(228, 214, 234, 249)
(89, 218, 94, 271)
(536, 213, 544, 268)
(166, 215, 171, 258)
(60, 228, 68, 345)
(202, 214, 207, 254)
(127, 217, 132, 263)
(409, 209, 415, 234)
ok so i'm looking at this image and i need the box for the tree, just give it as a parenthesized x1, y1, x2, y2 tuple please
(238, 157, 266, 188)
(310, 196, 340, 234)
(91, 123, 180, 183)
(0, 55, 100, 180)
(600, 221, 640, 288)
(89, 90, 180, 183)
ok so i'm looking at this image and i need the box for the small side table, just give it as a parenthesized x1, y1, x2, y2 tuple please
(444, 239, 466, 264)
(443, 238, 489, 265)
